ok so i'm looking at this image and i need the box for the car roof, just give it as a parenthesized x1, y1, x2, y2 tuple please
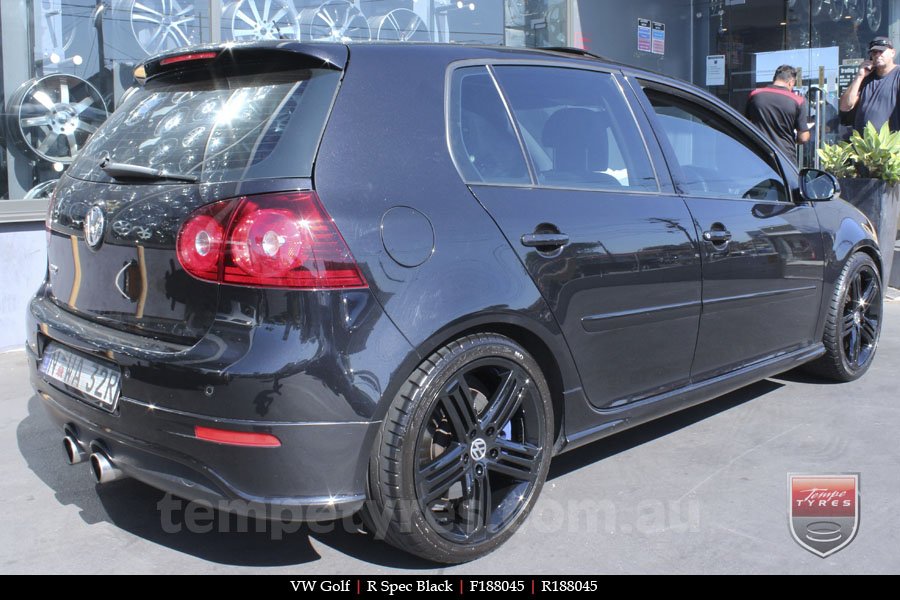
(143, 40, 700, 100)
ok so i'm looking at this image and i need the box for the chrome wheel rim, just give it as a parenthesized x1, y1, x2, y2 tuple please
(130, 0, 197, 56)
(841, 265, 881, 371)
(300, 1, 371, 43)
(866, 0, 882, 32)
(370, 8, 430, 42)
(227, 0, 299, 41)
(414, 359, 546, 545)
(14, 75, 108, 164)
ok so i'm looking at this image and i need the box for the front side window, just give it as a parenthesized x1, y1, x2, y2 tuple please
(643, 87, 788, 202)
(492, 66, 658, 192)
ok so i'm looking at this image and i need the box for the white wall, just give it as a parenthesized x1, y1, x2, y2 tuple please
(0, 224, 46, 351)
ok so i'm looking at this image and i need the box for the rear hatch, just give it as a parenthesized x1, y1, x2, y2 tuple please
(46, 44, 346, 344)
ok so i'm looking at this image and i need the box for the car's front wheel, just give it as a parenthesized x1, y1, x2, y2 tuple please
(807, 252, 882, 381)
(364, 334, 553, 563)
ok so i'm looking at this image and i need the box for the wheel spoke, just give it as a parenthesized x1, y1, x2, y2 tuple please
(73, 97, 95, 115)
(236, 9, 257, 28)
(132, 13, 164, 25)
(387, 12, 401, 33)
(460, 471, 491, 536)
(248, 0, 262, 22)
(851, 275, 862, 304)
(489, 438, 540, 482)
(842, 312, 856, 331)
(172, 21, 193, 46)
(861, 317, 878, 344)
(848, 325, 861, 366)
(22, 116, 53, 128)
(38, 133, 57, 154)
(32, 91, 56, 111)
(76, 121, 97, 134)
(481, 370, 526, 433)
(134, 2, 163, 18)
(861, 276, 878, 305)
(65, 133, 79, 154)
(418, 444, 467, 505)
(440, 377, 478, 439)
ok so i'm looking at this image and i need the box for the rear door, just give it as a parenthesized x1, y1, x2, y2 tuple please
(449, 63, 702, 408)
(633, 80, 825, 380)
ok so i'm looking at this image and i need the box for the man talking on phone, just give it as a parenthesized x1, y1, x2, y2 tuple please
(840, 36, 900, 134)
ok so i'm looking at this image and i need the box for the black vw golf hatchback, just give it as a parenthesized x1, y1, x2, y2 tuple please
(28, 42, 883, 563)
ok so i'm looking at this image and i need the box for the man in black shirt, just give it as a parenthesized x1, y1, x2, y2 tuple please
(840, 37, 900, 134)
(746, 65, 811, 164)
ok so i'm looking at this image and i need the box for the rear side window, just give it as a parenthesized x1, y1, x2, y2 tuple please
(492, 66, 658, 192)
(67, 69, 341, 184)
(448, 66, 531, 185)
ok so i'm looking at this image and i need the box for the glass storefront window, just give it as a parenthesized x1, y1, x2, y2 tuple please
(3, 0, 568, 218)
(697, 0, 897, 167)
(4, 1, 895, 218)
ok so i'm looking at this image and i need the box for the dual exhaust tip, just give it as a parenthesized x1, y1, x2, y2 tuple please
(63, 435, 125, 484)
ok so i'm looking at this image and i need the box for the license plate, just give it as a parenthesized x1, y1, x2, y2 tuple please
(39, 344, 121, 411)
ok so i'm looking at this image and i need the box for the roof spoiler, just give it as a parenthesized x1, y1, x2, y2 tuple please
(136, 42, 348, 84)
(541, 47, 611, 62)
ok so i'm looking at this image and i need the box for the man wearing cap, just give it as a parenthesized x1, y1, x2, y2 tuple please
(746, 65, 811, 164)
(840, 36, 900, 133)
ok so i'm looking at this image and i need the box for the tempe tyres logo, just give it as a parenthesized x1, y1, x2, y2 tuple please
(789, 474, 859, 557)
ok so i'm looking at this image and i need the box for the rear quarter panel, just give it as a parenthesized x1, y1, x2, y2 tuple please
(313, 45, 582, 422)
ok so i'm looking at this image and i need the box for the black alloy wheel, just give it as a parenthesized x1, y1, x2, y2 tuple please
(365, 334, 553, 563)
(838, 259, 881, 372)
(806, 252, 882, 381)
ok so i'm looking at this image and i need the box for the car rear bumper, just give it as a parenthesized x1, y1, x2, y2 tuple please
(25, 287, 414, 522)
(31, 351, 375, 520)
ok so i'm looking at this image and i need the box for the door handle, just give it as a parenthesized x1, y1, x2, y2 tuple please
(520, 233, 570, 249)
(703, 230, 732, 244)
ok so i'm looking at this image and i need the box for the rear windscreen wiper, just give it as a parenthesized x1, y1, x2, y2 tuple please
(99, 158, 198, 183)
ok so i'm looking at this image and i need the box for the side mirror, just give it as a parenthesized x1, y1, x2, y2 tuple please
(799, 168, 840, 202)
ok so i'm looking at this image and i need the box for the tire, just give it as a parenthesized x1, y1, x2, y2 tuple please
(805, 252, 882, 381)
(363, 334, 554, 563)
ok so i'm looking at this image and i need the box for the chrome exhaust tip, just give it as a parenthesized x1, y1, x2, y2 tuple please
(89, 451, 124, 484)
(63, 436, 86, 465)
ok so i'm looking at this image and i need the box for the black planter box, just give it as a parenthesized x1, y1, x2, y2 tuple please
(837, 178, 900, 290)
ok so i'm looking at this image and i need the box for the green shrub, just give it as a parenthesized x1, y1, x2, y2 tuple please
(818, 122, 900, 185)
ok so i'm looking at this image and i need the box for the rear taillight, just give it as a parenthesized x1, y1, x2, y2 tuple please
(176, 191, 367, 289)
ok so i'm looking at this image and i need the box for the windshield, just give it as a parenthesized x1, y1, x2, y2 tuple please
(66, 68, 341, 184)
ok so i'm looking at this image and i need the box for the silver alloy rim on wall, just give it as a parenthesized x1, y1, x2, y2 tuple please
(130, 0, 197, 56)
(9, 74, 109, 164)
(866, 0, 882, 31)
(368, 8, 430, 42)
(225, 0, 300, 41)
(299, 0, 371, 43)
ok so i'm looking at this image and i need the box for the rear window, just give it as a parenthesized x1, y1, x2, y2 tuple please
(67, 68, 341, 184)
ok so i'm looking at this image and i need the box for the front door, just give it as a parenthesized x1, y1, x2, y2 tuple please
(637, 83, 825, 380)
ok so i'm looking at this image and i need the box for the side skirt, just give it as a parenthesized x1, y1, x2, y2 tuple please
(559, 344, 826, 454)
